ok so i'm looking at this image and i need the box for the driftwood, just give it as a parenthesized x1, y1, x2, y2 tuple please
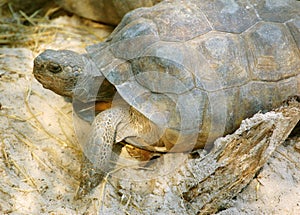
(94, 99, 300, 214)
(182, 99, 300, 214)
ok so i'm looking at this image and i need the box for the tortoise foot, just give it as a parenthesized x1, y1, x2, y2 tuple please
(75, 155, 106, 199)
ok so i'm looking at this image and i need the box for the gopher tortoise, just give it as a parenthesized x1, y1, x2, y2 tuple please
(33, 0, 300, 194)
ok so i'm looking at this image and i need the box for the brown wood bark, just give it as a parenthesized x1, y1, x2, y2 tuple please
(182, 99, 300, 214)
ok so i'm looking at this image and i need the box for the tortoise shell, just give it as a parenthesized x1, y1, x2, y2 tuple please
(75, 0, 300, 149)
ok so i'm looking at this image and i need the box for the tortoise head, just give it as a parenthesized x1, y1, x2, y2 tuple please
(33, 49, 89, 98)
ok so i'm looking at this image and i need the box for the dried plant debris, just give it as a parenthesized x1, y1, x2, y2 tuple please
(0, 2, 112, 52)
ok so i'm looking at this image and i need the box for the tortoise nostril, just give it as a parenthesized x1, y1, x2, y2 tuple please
(47, 63, 62, 74)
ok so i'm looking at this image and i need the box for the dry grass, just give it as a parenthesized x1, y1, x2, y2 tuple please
(0, 2, 112, 53)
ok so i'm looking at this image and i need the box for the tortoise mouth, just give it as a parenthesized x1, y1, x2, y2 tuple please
(33, 69, 75, 97)
(33, 68, 54, 87)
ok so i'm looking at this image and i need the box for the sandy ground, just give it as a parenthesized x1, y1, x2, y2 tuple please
(0, 14, 300, 215)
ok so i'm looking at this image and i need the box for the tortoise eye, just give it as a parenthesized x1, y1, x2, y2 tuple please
(47, 63, 61, 73)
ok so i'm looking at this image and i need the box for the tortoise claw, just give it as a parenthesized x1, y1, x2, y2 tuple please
(75, 155, 106, 199)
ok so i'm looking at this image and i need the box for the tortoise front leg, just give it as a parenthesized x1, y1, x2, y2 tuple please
(75, 106, 134, 198)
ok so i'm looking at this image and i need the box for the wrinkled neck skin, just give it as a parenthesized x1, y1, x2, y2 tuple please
(121, 108, 165, 152)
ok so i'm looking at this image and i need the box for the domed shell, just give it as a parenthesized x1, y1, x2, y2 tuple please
(85, 0, 300, 146)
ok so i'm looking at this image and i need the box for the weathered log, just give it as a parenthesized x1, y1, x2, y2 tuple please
(182, 99, 300, 214)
